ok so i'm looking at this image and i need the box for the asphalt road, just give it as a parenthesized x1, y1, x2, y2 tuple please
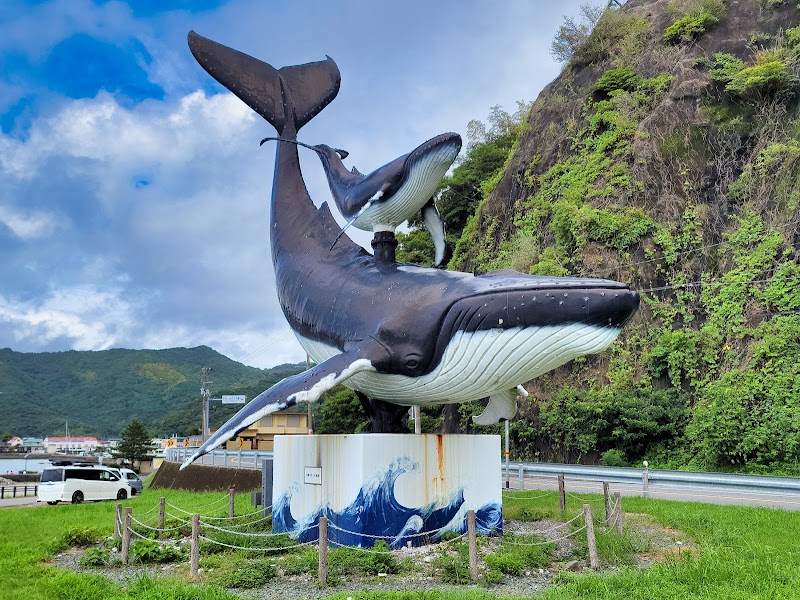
(0, 495, 39, 508)
(505, 474, 800, 511)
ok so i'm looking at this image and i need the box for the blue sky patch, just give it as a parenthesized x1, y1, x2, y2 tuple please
(126, 0, 228, 18)
(41, 34, 164, 101)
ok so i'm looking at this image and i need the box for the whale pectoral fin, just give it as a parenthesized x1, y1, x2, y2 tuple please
(422, 199, 446, 266)
(472, 389, 519, 426)
(329, 198, 377, 250)
(180, 349, 378, 469)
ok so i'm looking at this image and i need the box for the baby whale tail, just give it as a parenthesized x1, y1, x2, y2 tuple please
(188, 30, 340, 136)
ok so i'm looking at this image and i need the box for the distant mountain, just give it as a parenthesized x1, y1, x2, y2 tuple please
(0, 346, 304, 438)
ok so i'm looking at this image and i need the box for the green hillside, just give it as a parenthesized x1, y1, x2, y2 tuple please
(397, 0, 800, 473)
(0, 346, 303, 438)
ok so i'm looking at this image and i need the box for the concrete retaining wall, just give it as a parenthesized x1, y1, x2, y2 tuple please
(149, 460, 260, 493)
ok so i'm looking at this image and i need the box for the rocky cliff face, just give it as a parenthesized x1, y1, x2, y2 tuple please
(452, 0, 800, 469)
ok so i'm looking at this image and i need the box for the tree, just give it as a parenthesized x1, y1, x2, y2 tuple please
(550, 3, 605, 63)
(315, 386, 368, 434)
(114, 420, 155, 464)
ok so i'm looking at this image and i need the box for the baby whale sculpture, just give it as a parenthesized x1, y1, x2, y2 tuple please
(181, 31, 640, 469)
(260, 133, 460, 265)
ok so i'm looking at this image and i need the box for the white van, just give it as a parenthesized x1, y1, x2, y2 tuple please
(38, 466, 132, 505)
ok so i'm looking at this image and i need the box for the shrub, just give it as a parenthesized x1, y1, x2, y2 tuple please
(437, 555, 472, 584)
(787, 26, 800, 48)
(327, 540, 402, 577)
(280, 548, 318, 575)
(484, 553, 526, 575)
(726, 50, 799, 100)
(129, 539, 183, 564)
(481, 568, 505, 586)
(710, 53, 746, 84)
(79, 548, 110, 567)
(594, 67, 643, 95)
(52, 527, 104, 552)
(214, 561, 277, 588)
(574, 10, 650, 65)
(600, 448, 627, 467)
(664, 12, 720, 44)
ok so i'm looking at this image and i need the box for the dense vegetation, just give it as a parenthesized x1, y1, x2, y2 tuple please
(0, 345, 303, 438)
(396, 0, 800, 474)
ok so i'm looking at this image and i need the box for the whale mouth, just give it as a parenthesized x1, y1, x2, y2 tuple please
(405, 132, 462, 171)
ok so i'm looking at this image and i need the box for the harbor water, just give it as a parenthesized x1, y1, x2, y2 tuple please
(0, 456, 59, 474)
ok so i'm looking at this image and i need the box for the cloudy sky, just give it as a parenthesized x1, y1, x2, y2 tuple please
(0, 0, 589, 368)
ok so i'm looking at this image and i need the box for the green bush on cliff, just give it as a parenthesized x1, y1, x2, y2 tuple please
(664, 12, 720, 44)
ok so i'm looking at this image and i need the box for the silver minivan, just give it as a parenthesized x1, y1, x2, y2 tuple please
(112, 468, 143, 495)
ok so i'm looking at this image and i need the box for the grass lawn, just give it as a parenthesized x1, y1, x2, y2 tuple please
(1, 487, 799, 599)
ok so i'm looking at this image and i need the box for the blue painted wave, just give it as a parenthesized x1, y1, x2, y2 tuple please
(272, 456, 502, 547)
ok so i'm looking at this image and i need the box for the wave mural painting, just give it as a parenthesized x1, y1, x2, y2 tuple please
(273, 455, 501, 547)
(271, 434, 502, 548)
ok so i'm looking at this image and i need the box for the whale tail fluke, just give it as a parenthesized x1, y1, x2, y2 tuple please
(188, 31, 340, 135)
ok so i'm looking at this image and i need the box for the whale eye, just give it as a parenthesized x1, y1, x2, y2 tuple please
(404, 354, 422, 370)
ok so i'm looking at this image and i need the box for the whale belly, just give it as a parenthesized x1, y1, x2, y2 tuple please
(296, 323, 621, 406)
(354, 144, 456, 231)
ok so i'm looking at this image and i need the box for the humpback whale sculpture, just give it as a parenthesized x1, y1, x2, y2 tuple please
(181, 32, 640, 469)
(259, 133, 460, 266)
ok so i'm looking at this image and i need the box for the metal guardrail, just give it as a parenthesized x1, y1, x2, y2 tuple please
(162, 450, 800, 498)
(504, 461, 800, 495)
(164, 448, 273, 470)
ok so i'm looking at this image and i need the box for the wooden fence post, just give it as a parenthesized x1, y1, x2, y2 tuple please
(114, 503, 122, 540)
(467, 509, 478, 581)
(583, 504, 599, 570)
(229, 488, 235, 518)
(158, 496, 166, 529)
(121, 507, 132, 564)
(318, 517, 328, 587)
(190, 514, 200, 578)
(613, 492, 623, 534)
(558, 474, 566, 511)
(603, 482, 611, 523)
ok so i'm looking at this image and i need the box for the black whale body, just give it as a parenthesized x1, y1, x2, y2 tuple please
(181, 32, 639, 467)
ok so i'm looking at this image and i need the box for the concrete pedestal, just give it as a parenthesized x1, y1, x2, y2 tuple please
(272, 434, 501, 547)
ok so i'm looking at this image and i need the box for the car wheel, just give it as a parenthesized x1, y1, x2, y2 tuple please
(130, 488, 137, 496)
(47, 501, 59, 505)
(116, 488, 127, 500)
(71, 491, 84, 504)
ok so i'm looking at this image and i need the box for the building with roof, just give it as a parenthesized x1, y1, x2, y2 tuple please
(225, 411, 309, 451)
(43, 436, 99, 454)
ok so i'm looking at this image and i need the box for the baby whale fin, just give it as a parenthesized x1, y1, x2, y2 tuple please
(188, 31, 340, 134)
(421, 199, 446, 266)
(180, 344, 385, 469)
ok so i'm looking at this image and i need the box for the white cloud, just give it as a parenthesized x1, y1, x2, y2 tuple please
(0, 285, 140, 350)
(0, 205, 59, 239)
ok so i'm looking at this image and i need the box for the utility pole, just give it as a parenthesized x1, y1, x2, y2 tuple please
(200, 367, 213, 442)
(306, 354, 313, 434)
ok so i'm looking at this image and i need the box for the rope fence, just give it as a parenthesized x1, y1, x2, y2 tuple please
(114, 476, 631, 583)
